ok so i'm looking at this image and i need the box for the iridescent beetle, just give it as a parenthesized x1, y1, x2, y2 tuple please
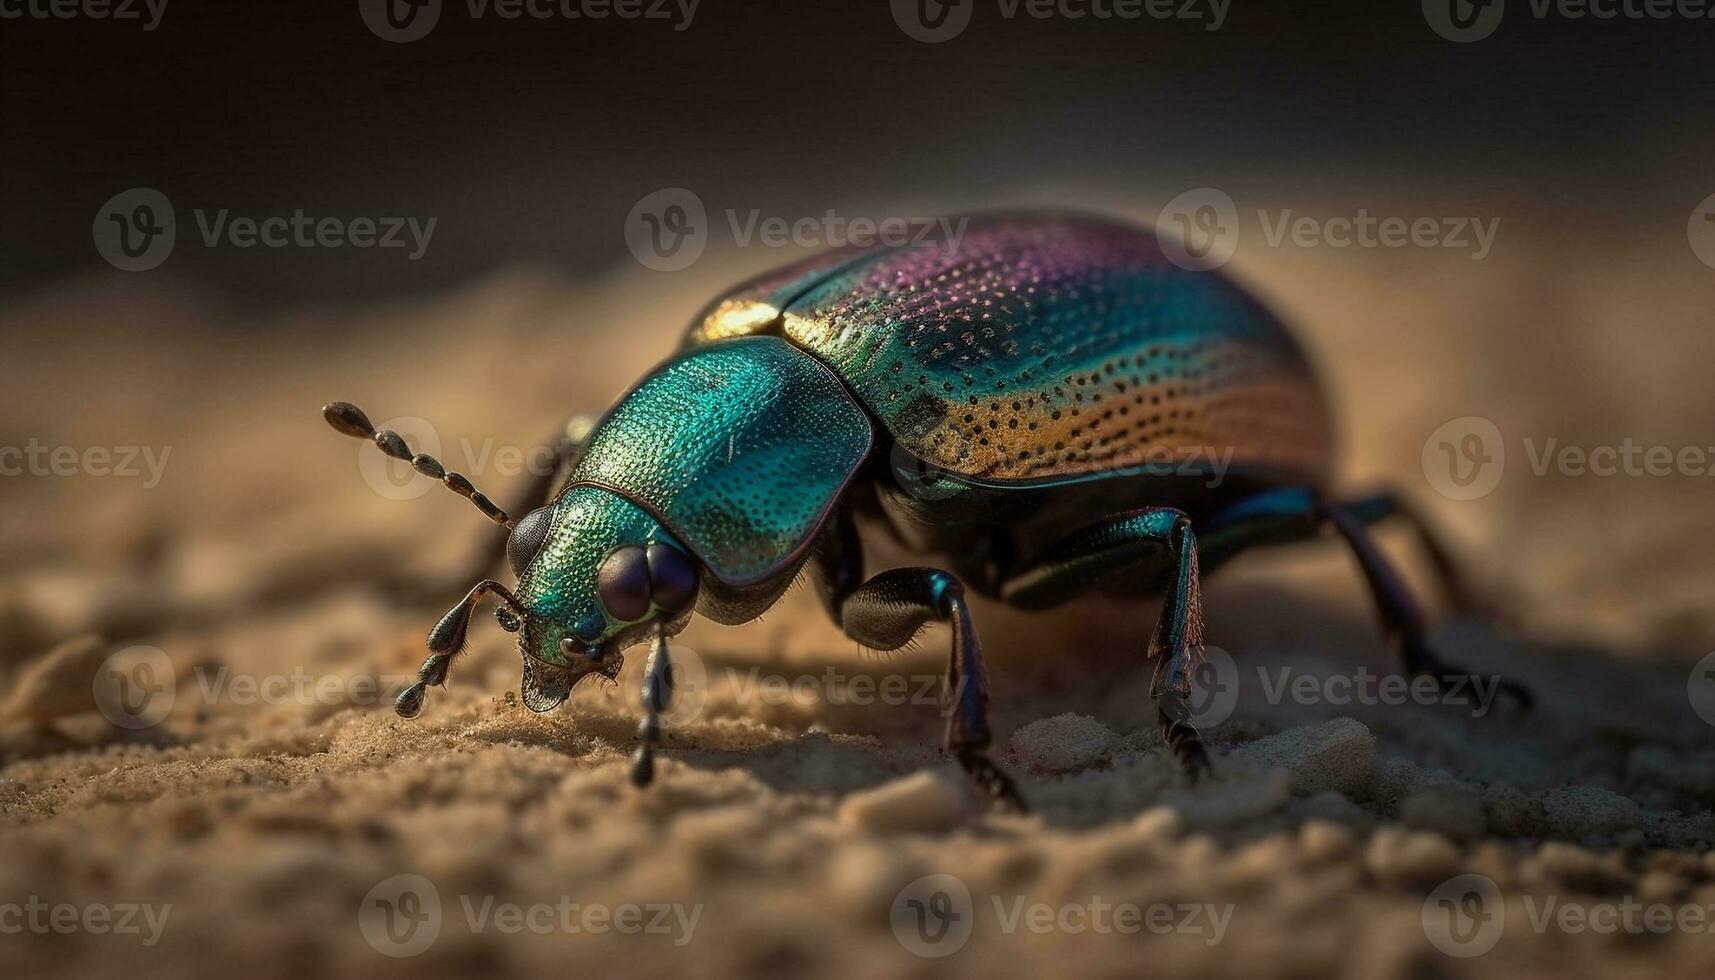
(324, 213, 1528, 809)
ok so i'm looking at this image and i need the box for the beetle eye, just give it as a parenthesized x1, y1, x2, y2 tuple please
(596, 545, 652, 622)
(507, 506, 555, 577)
(494, 606, 521, 632)
(645, 542, 699, 615)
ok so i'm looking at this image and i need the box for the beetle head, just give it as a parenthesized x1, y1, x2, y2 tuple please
(502, 486, 701, 710)
(320, 401, 702, 718)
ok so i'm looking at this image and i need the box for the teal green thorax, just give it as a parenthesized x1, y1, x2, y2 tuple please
(559, 336, 872, 585)
(515, 337, 873, 665)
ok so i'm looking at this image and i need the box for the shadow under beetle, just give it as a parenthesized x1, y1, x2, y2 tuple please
(324, 212, 1530, 810)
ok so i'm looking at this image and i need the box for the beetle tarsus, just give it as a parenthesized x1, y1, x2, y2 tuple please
(957, 749, 1028, 813)
(395, 682, 427, 719)
(1406, 635, 1535, 714)
(629, 623, 672, 790)
(1160, 711, 1212, 781)
(630, 745, 656, 787)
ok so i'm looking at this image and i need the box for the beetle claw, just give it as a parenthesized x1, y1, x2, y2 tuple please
(1159, 709, 1212, 781)
(630, 745, 656, 787)
(395, 682, 427, 718)
(956, 749, 1029, 813)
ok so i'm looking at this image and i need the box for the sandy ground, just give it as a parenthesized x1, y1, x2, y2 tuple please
(3, 194, 1715, 979)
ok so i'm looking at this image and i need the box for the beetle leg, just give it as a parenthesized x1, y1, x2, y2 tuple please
(630, 622, 673, 787)
(1335, 489, 1516, 624)
(809, 506, 865, 626)
(1001, 508, 1212, 780)
(1321, 504, 1533, 710)
(396, 578, 530, 718)
(833, 566, 1026, 812)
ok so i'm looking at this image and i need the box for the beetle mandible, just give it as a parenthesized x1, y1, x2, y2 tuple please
(323, 212, 1529, 810)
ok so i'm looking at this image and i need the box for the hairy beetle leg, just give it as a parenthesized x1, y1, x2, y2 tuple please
(1325, 506, 1536, 715)
(1404, 635, 1535, 713)
(1001, 508, 1212, 781)
(1159, 712, 1212, 782)
(822, 557, 1030, 813)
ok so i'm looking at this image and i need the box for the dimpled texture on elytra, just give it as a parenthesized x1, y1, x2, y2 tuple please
(565, 337, 873, 585)
(692, 214, 1332, 487)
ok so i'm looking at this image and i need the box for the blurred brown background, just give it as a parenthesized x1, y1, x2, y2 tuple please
(5, 4, 1715, 979)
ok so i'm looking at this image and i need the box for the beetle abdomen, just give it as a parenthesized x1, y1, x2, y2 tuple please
(692, 214, 1333, 489)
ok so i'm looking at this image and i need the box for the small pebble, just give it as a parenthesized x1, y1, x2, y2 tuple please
(1364, 827, 1459, 886)
(1401, 786, 1486, 841)
(1008, 713, 1117, 772)
(1539, 786, 1646, 838)
(838, 769, 968, 833)
(1230, 718, 1375, 795)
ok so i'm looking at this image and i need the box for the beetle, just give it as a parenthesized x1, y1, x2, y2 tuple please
(323, 212, 1528, 810)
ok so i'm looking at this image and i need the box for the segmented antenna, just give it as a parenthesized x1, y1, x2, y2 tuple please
(322, 401, 513, 529)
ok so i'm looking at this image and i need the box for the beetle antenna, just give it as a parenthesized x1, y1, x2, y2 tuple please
(322, 400, 514, 529)
(395, 578, 530, 718)
(630, 620, 673, 787)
